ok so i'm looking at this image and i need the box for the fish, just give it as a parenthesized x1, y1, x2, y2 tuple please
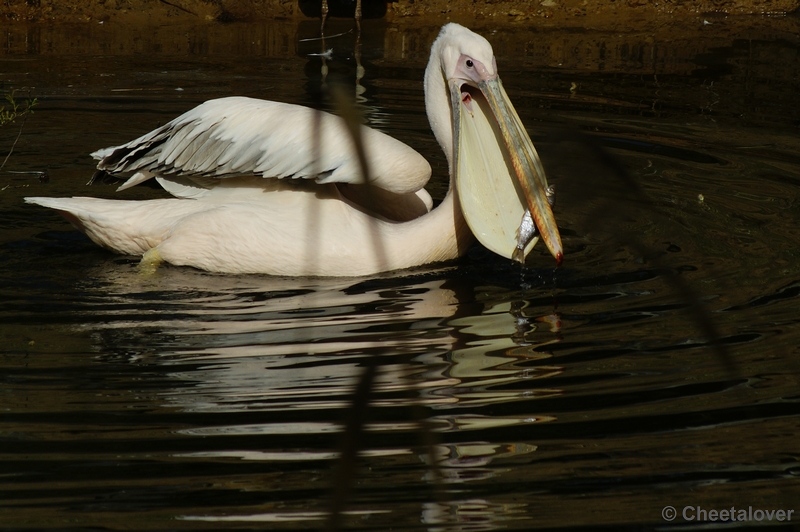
(512, 184, 556, 264)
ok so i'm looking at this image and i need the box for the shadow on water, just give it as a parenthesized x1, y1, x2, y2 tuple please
(1, 15, 800, 531)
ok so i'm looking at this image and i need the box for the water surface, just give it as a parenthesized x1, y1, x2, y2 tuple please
(1, 16, 799, 531)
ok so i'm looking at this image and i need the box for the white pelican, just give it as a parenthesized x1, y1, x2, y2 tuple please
(26, 23, 562, 277)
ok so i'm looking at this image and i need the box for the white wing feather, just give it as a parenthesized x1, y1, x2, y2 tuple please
(93, 97, 431, 196)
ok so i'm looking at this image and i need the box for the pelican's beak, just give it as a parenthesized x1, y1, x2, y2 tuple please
(451, 72, 563, 266)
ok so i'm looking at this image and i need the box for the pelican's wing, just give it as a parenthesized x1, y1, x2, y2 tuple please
(93, 97, 431, 196)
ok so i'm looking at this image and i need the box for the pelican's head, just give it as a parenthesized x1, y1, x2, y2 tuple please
(425, 23, 563, 266)
(435, 24, 497, 90)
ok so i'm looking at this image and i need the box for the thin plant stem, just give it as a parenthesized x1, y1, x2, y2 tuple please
(0, 113, 29, 173)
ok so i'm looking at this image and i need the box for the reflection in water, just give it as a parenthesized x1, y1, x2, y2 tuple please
(86, 266, 562, 421)
(64, 265, 562, 529)
(2, 15, 800, 532)
(422, 498, 534, 532)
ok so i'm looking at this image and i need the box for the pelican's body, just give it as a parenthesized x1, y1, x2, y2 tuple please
(32, 179, 465, 276)
(27, 24, 561, 277)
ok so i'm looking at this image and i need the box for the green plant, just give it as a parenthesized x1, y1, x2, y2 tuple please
(0, 90, 37, 127)
(1, 90, 38, 173)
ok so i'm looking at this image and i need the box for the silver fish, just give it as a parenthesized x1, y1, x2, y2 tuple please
(512, 184, 556, 264)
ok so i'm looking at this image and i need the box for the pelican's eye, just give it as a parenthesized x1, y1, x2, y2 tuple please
(466, 59, 474, 68)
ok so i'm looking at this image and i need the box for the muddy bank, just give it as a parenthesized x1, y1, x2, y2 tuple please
(1, 0, 798, 24)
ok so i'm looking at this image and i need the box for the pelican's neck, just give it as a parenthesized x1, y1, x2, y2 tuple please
(384, 79, 473, 260)
(424, 42, 455, 173)
(377, 183, 471, 270)
(408, 33, 472, 265)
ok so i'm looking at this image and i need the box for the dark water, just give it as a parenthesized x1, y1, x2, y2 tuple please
(2, 16, 800, 531)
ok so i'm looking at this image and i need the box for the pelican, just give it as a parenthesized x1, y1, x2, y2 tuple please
(26, 24, 562, 277)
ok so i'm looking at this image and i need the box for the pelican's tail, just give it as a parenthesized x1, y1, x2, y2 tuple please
(25, 196, 196, 257)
